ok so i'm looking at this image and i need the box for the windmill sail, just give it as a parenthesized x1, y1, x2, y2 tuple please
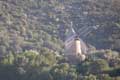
(65, 22, 76, 44)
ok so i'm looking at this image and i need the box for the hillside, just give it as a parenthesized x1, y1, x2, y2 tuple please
(0, 0, 120, 80)
(0, 0, 120, 56)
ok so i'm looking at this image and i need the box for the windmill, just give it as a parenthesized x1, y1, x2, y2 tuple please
(64, 21, 100, 63)
(64, 21, 85, 62)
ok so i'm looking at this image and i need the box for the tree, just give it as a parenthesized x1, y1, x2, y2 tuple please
(0, 46, 6, 56)
(50, 63, 77, 80)
(84, 74, 97, 80)
(98, 74, 112, 80)
(90, 59, 110, 74)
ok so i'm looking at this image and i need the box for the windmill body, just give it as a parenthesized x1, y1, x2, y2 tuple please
(64, 25, 87, 63)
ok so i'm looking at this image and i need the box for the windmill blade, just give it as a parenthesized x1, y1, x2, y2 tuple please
(71, 27, 76, 34)
(65, 21, 76, 42)
(79, 27, 92, 36)
(65, 38, 74, 48)
(82, 30, 92, 37)
(65, 34, 76, 43)
(82, 25, 100, 37)
(78, 27, 89, 33)
(70, 21, 76, 34)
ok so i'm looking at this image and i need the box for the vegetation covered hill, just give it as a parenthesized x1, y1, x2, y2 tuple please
(0, 0, 120, 56)
(0, 49, 120, 80)
(66, 0, 120, 51)
(0, 0, 66, 56)
(0, 0, 120, 80)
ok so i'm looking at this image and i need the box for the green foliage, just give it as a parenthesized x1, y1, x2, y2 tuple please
(50, 63, 78, 80)
(0, 0, 120, 80)
(0, 53, 14, 65)
(90, 59, 110, 74)
(0, 50, 120, 80)
(82, 74, 97, 80)
(0, 51, 78, 80)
